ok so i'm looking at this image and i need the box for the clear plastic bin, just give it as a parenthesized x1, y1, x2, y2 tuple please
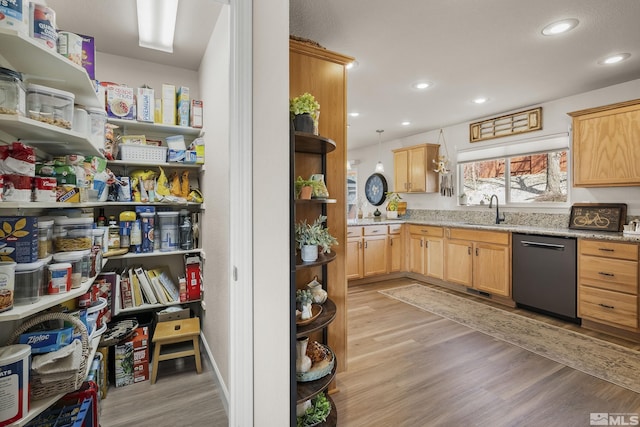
(52, 251, 85, 289)
(86, 107, 107, 150)
(53, 217, 93, 252)
(37, 219, 54, 259)
(14, 259, 46, 305)
(26, 83, 74, 129)
(0, 67, 25, 116)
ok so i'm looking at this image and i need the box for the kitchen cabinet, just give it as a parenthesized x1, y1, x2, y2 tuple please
(363, 225, 388, 277)
(388, 224, 403, 273)
(408, 225, 444, 279)
(568, 98, 640, 187)
(578, 239, 639, 331)
(444, 228, 511, 297)
(392, 143, 440, 193)
(346, 227, 363, 280)
(290, 38, 352, 426)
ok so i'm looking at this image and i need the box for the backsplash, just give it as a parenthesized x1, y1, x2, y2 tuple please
(405, 209, 571, 229)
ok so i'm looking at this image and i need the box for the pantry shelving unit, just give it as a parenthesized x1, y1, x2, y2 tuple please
(0, 28, 205, 426)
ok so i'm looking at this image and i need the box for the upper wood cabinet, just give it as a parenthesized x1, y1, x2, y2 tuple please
(393, 143, 440, 193)
(568, 99, 640, 187)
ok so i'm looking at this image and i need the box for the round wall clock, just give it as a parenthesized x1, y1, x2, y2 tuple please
(364, 173, 388, 206)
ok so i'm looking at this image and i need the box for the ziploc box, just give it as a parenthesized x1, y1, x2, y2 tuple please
(19, 327, 74, 354)
(0, 216, 38, 263)
(106, 84, 135, 120)
(161, 84, 176, 125)
(136, 87, 154, 122)
(77, 33, 95, 80)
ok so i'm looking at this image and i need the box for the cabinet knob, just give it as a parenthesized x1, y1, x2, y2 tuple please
(467, 247, 471, 255)
(365, 242, 368, 249)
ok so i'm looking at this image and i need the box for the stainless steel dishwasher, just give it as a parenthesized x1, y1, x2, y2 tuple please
(512, 233, 578, 323)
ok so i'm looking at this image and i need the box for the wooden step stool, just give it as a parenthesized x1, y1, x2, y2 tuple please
(151, 317, 202, 384)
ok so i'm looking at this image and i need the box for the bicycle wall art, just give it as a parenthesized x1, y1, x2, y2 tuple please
(568, 203, 627, 232)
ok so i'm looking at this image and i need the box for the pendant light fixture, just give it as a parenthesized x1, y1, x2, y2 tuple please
(375, 129, 384, 173)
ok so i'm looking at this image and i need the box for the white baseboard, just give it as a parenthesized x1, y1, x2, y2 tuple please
(200, 331, 230, 415)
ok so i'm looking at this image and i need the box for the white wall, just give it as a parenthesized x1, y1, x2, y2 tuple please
(199, 5, 231, 404)
(349, 79, 640, 216)
(253, 0, 291, 424)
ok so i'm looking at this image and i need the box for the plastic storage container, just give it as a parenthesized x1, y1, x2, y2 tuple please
(14, 260, 46, 305)
(26, 83, 74, 129)
(86, 107, 107, 150)
(53, 216, 93, 252)
(37, 219, 54, 259)
(47, 262, 71, 294)
(157, 211, 179, 251)
(53, 251, 84, 289)
(0, 67, 26, 116)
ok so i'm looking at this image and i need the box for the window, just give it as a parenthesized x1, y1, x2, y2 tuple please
(457, 135, 569, 206)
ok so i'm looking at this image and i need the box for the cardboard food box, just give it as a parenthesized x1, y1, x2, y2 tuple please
(114, 326, 149, 387)
(184, 254, 202, 301)
(155, 307, 190, 323)
(78, 33, 96, 80)
(176, 86, 189, 127)
(161, 84, 176, 125)
(0, 216, 38, 263)
(190, 100, 203, 128)
(106, 84, 135, 120)
(136, 87, 154, 122)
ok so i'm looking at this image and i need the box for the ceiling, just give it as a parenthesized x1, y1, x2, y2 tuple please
(46, 1, 640, 150)
(290, 0, 640, 149)
(46, 0, 222, 71)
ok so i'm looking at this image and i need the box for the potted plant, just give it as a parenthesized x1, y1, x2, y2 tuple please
(295, 176, 316, 200)
(290, 92, 320, 134)
(295, 215, 338, 262)
(385, 192, 402, 219)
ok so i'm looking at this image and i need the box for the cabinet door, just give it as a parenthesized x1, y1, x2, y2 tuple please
(571, 103, 640, 187)
(394, 150, 409, 192)
(408, 146, 426, 192)
(346, 237, 363, 280)
(425, 237, 444, 279)
(409, 234, 425, 274)
(474, 243, 510, 297)
(389, 234, 403, 273)
(444, 239, 472, 286)
(363, 235, 388, 277)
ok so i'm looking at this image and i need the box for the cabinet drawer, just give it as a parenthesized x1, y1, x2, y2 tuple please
(579, 256, 638, 294)
(580, 239, 638, 261)
(388, 224, 403, 235)
(363, 225, 388, 236)
(408, 224, 443, 237)
(448, 228, 509, 245)
(347, 227, 363, 237)
(579, 286, 638, 329)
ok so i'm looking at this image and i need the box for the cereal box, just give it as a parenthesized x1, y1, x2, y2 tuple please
(190, 100, 203, 128)
(136, 87, 154, 122)
(0, 216, 38, 263)
(77, 33, 96, 80)
(106, 84, 135, 120)
(161, 84, 176, 125)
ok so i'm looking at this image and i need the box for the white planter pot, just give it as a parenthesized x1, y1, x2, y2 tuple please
(387, 211, 398, 219)
(301, 245, 319, 262)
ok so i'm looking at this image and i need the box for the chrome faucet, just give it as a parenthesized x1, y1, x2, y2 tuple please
(488, 194, 506, 224)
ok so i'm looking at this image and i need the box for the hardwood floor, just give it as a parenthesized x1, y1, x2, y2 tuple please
(99, 349, 228, 426)
(332, 278, 640, 427)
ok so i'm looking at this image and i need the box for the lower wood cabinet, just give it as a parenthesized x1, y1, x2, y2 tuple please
(444, 228, 511, 297)
(408, 225, 444, 279)
(388, 224, 403, 273)
(363, 225, 388, 277)
(347, 224, 404, 279)
(346, 226, 363, 280)
(578, 239, 639, 331)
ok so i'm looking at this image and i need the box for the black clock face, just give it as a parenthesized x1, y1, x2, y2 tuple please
(365, 173, 388, 206)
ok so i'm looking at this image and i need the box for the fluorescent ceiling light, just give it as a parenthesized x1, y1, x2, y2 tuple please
(137, 0, 179, 53)
(542, 18, 579, 36)
(599, 53, 631, 65)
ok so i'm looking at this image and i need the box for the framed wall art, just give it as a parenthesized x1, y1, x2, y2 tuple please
(568, 203, 627, 232)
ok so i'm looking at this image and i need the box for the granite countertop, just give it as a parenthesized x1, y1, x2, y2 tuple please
(348, 218, 640, 243)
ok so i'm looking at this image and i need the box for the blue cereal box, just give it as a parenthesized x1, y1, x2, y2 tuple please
(0, 216, 38, 263)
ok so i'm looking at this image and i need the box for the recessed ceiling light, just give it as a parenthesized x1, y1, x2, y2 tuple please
(599, 53, 631, 65)
(473, 97, 488, 104)
(346, 61, 359, 70)
(349, 112, 360, 117)
(542, 18, 579, 36)
(412, 81, 432, 90)
(401, 121, 411, 126)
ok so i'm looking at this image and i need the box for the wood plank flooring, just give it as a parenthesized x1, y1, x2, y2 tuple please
(332, 278, 640, 427)
(99, 350, 228, 426)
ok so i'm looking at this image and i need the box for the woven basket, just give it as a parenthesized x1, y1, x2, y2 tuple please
(7, 312, 89, 400)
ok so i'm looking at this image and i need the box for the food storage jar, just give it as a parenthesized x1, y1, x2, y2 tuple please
(72, 106, 89, 135)
(91, 228, 104, 277)
(26, 83, 74, 129)
(37, 219, 54, 259)
(53, 250, 84, 289)
(0, 67, 26, 116)
(14, 260, 46, 305)
(86, 107, 107, 150)
(157, 211, 179, 251)
(53, 216, 93, 252)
